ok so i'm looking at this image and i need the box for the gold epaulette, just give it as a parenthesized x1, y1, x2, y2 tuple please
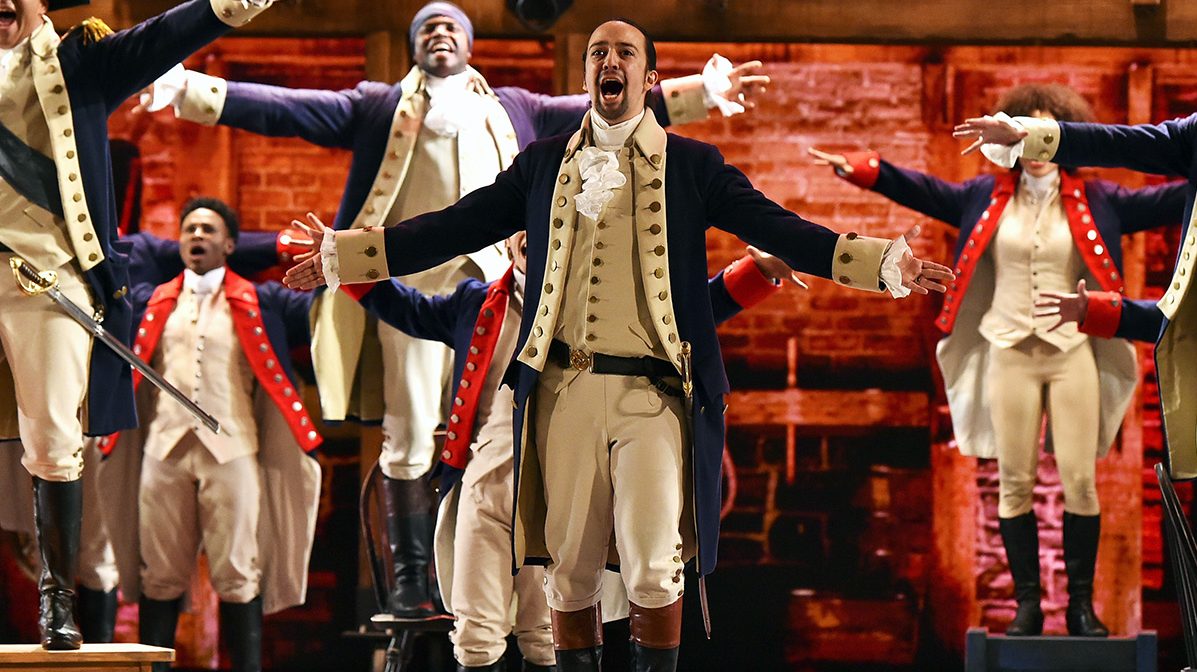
(66, 17, 114, 45)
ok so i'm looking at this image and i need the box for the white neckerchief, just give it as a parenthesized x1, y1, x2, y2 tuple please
(589, 109, 644, 150)
(183, 266, 226, 296)
(1020, 166, 1060, 205)
(423, 70, 482, 138)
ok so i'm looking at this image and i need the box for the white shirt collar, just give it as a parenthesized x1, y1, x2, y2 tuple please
(183, 266, 226, 296)
(0, 34, 31, 81)
(1020, 167, 1060, 203)
(424, 70, 473, 107)
(589, 109, 645, 150)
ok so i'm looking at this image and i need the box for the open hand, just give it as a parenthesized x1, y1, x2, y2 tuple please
(807, 147, 852, 176)
(1034, 279, 1089, 331)
(282, 212, 331, 290)
(953, 115, 1028, 155)
(747, 245, 809, 289)
(897, 225, 955, 294)
(723, 59, 770, 109)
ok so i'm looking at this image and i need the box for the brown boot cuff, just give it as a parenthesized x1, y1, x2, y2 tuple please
(629, 599, 683, 649)
(551, 603, 603, 650)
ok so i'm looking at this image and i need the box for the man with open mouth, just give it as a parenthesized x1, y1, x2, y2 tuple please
(145, 0, 771, 621)
(0, 0, 279, 652)
(283, 17, 953, 671)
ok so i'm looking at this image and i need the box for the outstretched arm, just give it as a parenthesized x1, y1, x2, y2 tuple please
(810, 147, 983, 228)
(82, 0, 275, 114)
(1035, 279, 1164, 343)
(954, 113, 1197, 177)
(344, 278, 468, 347)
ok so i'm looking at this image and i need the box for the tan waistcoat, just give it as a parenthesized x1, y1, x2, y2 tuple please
(0, 35, 73, 271)
(979, 184, 1087, 352)
(144, 286, 258, 463)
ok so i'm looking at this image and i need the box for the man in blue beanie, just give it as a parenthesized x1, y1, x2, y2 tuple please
(146, 0, 771, 620)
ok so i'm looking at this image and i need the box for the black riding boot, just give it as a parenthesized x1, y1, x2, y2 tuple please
(628, 601, 682, 672)
(77, 586, 118, 643)
(220, 596, 264, 672)
(382, 475, 436, 617)
(999, 512, 1044, 636)
(32, 477, 83, 650)
(138, 595, 180, 672)
(1064, 512, 1110, 637)
(552, 605, 603, 672)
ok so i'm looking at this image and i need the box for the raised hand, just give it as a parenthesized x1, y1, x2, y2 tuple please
(747, 245, 809, 289)
(807, 147, 852, 175)
(1034, 279, 1089, 332)
(953, 115, 1028, 155)
(724, 59, 770, 109)
(282, 212, 331, 290)
(897, 225, 955, 295)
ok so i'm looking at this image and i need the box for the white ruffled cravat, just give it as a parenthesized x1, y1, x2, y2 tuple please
(574, 147, 627, 220)
(183, 266, 225, 296)
(422, 71, 485, 138)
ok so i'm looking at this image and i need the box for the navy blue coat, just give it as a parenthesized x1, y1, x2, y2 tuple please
(217, 79, 682, 231)
(56, 0, 259, 435)
(356, 264, 765, 498)
(373, 131, 843, 575)
(126, 230, 285, 289)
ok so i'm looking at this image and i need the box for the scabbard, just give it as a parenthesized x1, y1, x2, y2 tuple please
(679, 341, 712, 639)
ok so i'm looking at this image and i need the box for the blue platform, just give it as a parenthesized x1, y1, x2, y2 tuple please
(964, 627, 1158, 672)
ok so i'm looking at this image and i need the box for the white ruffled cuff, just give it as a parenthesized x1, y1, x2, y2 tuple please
(140, 63, 187, 113)
(321, 230, 341, 293)
(979, 112, 1026, 169)
(701, 53, 745, 117)
(880, 235, 912, 299)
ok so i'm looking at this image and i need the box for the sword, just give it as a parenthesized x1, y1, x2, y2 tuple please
(679, 341, 712, 639)
(9, 257, 221, 435)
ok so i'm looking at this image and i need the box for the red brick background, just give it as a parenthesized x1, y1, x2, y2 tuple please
(7, 36, 1179, 670)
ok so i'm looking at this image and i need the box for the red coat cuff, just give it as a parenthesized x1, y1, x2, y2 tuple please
(840, 150, 881, 190)
(276, 227, 314, 266)
(340, 282, 378, 302)
(1080, 290, 1122, 339)
(724, 255, 781, 310)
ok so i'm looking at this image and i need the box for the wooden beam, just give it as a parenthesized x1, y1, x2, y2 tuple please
(724, 389, 929, 429)
(97, 0, 1197, 47)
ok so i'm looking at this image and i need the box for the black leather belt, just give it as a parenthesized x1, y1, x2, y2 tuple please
(549, 339, 682, 396)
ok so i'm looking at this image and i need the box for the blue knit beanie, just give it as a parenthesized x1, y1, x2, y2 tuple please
(409, 2, 474, 51)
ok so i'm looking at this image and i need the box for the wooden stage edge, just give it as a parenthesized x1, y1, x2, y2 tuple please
(0, 643, 173, 671)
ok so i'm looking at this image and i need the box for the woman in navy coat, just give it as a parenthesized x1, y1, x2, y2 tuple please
(812, 83, 1186, 637)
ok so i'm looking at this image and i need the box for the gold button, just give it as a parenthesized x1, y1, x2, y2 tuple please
(365, 246, 378, 257)
(1044, 134, 1055, 144)
(222, 8, 233, 17)
(597, 221, 608, 229)
(839, 275, 851, 284)
(77, 213, 86, 222)
(663, 315, 671, 324)
(839, 253, 852, 264)
(589, 296, 599, 303)
(590, 276, 600, 285)
(374, 188, 384, 196)
(52, 85, 63, 94)
(366, 269, 380, 280)
(544, 283, 553, 294)
(73, 193, 82, 202)
(654, 268, 664, 278)
(654, 245, 665, 256)
(527, 346, 538, 357)
(88, 253, 97, 262)
(593, 258, 602, 266)
(670, 90, 679, 98)
(83, 232, 93, 241)
(846, 232, 858, 240)
(658, 290, 668, 300)
(556, 196, 567, 207)
(586, 334, 597, 341)
(553, 218, 564, 229)
(587, 315, 597, 323)
(668, 333, 676, 343)
(68, 173, 77, 181)
(649, 224, 662, 235)
(540, 306, 548, 316)
(650, 178, 663, 189)
(389, 152, 400, 160)
(650, 154, 661, 165)
(559, 174, 570, 184)
(534, 326, 543, 337)
(66, 150, 74, 159)
(1038, 150, 1050, 160)
(365, 206, 376, 215)
(649, 202, 662, 213)
(552, 240, 562, 250)
(56, 105, 66, 115)
(205, 106, 215, 115)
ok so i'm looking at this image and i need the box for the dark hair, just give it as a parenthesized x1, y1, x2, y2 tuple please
(180, 196, 240, 241)
(994, 83, 1095, 124)
(583, 18, 657, 71)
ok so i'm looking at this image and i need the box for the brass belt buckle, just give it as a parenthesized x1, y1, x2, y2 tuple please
(569, 348, 592, 372)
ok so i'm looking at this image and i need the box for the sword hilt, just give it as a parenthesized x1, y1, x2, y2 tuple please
(680, 341, 694, 401)
(9, 257, 58, 296)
